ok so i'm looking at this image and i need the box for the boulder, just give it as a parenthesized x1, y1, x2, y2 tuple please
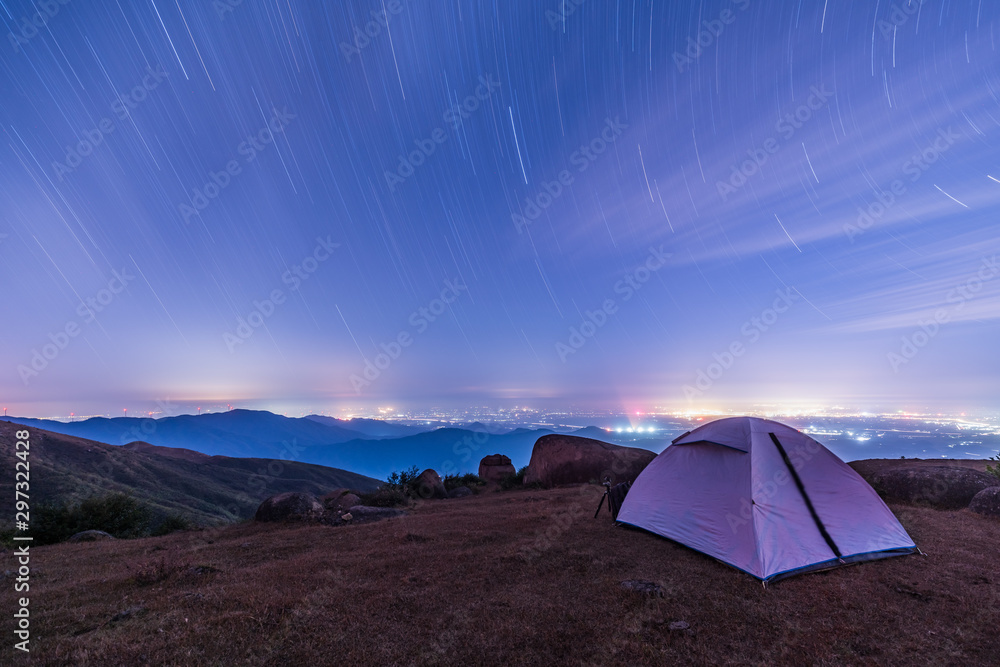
(969, 486, 1000, 517)
(479, 454, 516, 484)
(322, 489, 361, 512)
(449, 486, 473, 499)
(867, 466, 1000, 510)
(523, 434, 656, 488)
(413, 469, 448, 499)
(69, 530, 115, 543)
(254, 492, 324, 522)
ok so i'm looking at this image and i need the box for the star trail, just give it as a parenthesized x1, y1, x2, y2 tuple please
(1, 0, 998, 417)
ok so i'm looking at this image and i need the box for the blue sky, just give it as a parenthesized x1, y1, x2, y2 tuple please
(1, 0, 998, 417)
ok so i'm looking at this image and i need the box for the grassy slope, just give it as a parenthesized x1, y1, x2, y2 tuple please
(15, 484, 999, 666)
(0, 421, 379, 526)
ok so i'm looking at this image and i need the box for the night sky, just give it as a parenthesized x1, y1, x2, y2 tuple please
(2, 0, 998, 418)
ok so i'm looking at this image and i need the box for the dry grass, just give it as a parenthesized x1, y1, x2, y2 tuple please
(10, 485, 1000, 666)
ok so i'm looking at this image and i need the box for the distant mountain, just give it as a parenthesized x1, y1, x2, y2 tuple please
(571, 426, 617, 440)
(302, 426, 555, 480)
(0, 420, 379, 525)
(305, 415, 424, 438)
(5, 409, 370, 459)
(3, 410, 673, 484)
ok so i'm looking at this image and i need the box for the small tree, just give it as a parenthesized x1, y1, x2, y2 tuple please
(987, 452, 1000, 480)
(499, 466, 528, 490)
(443, 473, 485, 492)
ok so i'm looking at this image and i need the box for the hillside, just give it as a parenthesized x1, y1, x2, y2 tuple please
(305, 414, 424, 438)
(0, 421, 379, 526)
(4, 409, 371, 459)
(12, 484, 999, 665)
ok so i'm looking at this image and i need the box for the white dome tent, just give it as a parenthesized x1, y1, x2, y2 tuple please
(616, 417, 918, 583)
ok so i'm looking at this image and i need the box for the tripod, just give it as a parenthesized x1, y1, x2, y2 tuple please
(593, 479, 614, 518)
(594, 478, 632, 520)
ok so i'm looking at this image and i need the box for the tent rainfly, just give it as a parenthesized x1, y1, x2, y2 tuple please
(616, 417, 917, 583)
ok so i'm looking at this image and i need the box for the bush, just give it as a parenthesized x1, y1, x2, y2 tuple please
(29, 493, 156, 545)
(385, 466, 422, 495)
(987, 452, 1000, 480)
(358, 487, 408, 508)
(443, 473, 485, 492)
(499, 466, 528, 491)
(152, 513, 192, 537)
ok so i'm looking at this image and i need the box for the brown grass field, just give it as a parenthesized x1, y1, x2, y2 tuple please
(8, 484, 1000, 666)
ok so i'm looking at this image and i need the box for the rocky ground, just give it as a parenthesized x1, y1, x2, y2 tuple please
(7, 466, 1000, 666)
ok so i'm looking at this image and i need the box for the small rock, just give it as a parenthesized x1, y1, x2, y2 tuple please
(620, 579, 665, 597)
(109, 606, 147, 624)
(346, 505, 406, 523)
(449, 486, 473, 499)
(669, 621, 690, 631)
(342, 512, 353, 521)
(68, 530, 115, 543)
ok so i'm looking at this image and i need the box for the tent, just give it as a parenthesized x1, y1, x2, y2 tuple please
(616, 417, 917, 583)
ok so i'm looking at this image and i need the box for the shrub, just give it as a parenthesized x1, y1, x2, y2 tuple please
(29, 493, 156, 545)
(443, 473, 485, 492)
(499, 466, 528, 491)
(152, 513, 192, 537)
(385, 465, 423, 496)
(358, 487, 408, 508)
(987, 452, 1000, 480)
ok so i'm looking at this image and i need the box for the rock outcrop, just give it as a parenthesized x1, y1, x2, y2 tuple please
(254, 492, 324, 522)
(866, 466, 999, 510)
(478, 454, 516, 484)
(969, 486, 1000, 517)
(523, 434, 656, 488)
(413, 469, 448, 499)
(322, 489, 361, 512)
(448, 486, 473, 499)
